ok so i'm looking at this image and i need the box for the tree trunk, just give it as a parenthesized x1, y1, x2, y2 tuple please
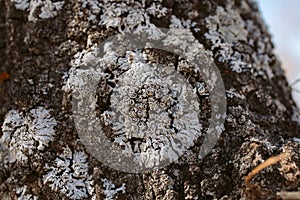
(1, 0, 300, 199)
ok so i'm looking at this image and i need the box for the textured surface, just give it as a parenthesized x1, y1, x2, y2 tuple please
(0, 0, 300, 199)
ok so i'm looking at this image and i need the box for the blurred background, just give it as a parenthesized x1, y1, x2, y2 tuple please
(258, 1, 300, 107)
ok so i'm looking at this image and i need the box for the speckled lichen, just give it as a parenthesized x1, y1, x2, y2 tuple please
(43, 146, 94, 200)
(204, 5, 249, 73)
(80, 0, 168, 39)
(1, 107, 57, 164)
(204, 4, 274, 77)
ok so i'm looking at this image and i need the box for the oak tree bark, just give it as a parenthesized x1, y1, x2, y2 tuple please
(0, 0, 300, 199)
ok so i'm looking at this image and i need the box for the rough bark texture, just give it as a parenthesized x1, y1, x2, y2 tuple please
(1, 0, 300, 199)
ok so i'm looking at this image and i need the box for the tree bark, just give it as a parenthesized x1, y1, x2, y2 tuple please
(1, 0, 300, 199)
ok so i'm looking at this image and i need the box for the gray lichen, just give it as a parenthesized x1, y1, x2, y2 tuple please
(101, 179, 126, 200)
(43, 146, 94, 199)
(11, 0, 64, 21)
(1, 107, 57, 164)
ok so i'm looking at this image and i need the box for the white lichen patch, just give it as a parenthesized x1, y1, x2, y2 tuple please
(163, 16, 206, 62)
(64, 36, 206, 171)
(80, 0, 168, 39)
(234, 137, 280, 176)
(43, 146, 94, 200)
(164, 17, 218, 91)
(206, 6, 248, 44)
(106, 53, 202, 168)
(226, 88, 246, 99)
(1, 107, 57, 164)
(11, 0, 30, 10)
(245, 19, 274, 78)
(205, 5, 248, 73)
(102, 179, 126, 200)
(63, 9, 226, 171)
(205, 5, 274, 77)
(15, 186, 38, 200)
(169, 15, 199, 32)
(11, 0, 64, 21)
(163, 28, 202, 62)
(234, 142, 264, 175)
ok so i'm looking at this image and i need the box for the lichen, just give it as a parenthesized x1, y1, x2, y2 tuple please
(64, 44, 203, 170)
(226, 88, 246, 100)
(102, 179, 126, 200)
(204, 5, 248, 73)
(11, 0, 64, 21)
(105, 51, 202, 168)
(43, 146, 94, 200)
(169, 15, 199, 32)
(277, 145, 300, 184)
(1, 0, 299, 199)
(80, 0, 168, 39)
(293, 137, 300, 144)
(144, 171, 176, 199)
(15, 186, 38, 200)
(204, 4, 274, 77)
(10, 0, 29, 10)
(234, 138, 280, 178)
(1, 107, 57, 164)
(279, 155, 300, 183)
(62, 4, 228, 171)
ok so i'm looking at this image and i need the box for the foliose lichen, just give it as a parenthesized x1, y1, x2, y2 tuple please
(204, 5, 249, 73)
(204, 4, 274, 77)
(11, 0, 64, 21)
(1, 106, 57, 164)
(62, 3, 227, 171)
(80, 0, 168, 39)
(103, 51, 202, 168)
(102, 179, 126, 200)
(64, 42, 203, 169)
(43, 146, 94, 200)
